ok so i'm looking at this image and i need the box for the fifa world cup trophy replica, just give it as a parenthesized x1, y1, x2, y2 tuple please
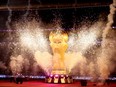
(45, 30, 73, 83)
(49, 30, 68, 75)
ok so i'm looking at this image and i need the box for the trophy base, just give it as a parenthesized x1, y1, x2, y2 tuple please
(51, 69, 67, 75)
(45, 74, 73, 84)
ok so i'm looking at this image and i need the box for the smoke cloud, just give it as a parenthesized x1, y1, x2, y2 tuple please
(113, 0, 116, 6)
(10, 55, 24, 74)
(98, 0, 116, 80)
(9, 19, 105, 79)
(6, 0, 12, 30)
(65, 52, 87, 75)
(34, 51, 52, 75)
(0, 61, 7, 70)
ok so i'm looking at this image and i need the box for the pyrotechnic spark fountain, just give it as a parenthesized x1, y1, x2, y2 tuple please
(9, 19, 103, 83)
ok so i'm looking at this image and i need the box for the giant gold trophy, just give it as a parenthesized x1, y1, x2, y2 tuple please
(45, 30, 73, 83)
(49, 30, 68, 75)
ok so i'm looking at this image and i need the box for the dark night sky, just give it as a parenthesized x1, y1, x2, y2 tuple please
(0, 6, 109, 29)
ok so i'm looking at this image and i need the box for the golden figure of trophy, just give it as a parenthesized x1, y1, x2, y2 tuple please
(45, 30, 73, 83)
(49, 30, 68, 75)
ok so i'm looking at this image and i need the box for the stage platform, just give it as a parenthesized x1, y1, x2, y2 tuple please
(0, 80, 116, 87)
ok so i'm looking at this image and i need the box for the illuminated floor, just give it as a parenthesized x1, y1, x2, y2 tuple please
(0, 80, 116, 87)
